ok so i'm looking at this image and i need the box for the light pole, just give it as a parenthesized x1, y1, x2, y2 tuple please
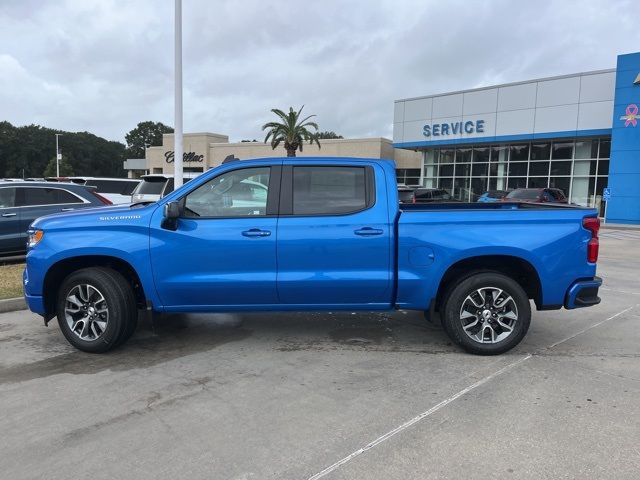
(55, 133, 63, 177)
(174, 0, 183, 188)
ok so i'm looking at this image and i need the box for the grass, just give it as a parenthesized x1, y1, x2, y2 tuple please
(0, 263, 25, 300)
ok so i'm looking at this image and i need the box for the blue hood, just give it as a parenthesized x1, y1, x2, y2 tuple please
(31, 203, 159, 230)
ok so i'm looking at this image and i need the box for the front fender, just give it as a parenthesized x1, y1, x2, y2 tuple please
(25, 224, 162, 312)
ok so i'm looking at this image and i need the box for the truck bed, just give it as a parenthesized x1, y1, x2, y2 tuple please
(395, 201, 598, 311)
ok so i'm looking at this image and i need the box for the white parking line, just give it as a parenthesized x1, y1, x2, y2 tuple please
(544, 304, 637, 349)
(306, 304, 637, 480)
(600, 287, 640, 296)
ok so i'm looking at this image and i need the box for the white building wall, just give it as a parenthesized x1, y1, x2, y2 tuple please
(394, 70, 615, 145)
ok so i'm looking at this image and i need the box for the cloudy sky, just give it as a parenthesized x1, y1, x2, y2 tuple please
(1, 0, 638, 143)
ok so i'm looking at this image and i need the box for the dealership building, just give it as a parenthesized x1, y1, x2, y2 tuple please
(393, 51, 640, 224)
(127, 133, 421, 181)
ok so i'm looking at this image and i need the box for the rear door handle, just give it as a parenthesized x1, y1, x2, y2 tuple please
(1, 213, 17, 217)
(61, 208, 75, 211)
(354, 227, 383, 236)
(242, 228, 271, 237)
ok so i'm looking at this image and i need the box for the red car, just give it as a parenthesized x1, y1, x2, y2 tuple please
(503, 188, 568, 204)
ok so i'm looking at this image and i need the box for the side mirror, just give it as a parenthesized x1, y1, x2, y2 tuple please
(161, 201, 182, 230)
(164, 201, 181, 219)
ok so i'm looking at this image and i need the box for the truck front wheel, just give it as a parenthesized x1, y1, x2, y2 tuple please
(56, 267, 137, 353)
(441, 272, 531, 355)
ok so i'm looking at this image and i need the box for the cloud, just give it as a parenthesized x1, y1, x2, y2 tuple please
(0, 0, 638, 143)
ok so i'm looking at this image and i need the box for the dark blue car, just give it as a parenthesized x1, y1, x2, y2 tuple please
(0, 181, 111, 255)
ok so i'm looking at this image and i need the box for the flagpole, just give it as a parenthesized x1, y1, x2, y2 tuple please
(174, 0, 183, 188)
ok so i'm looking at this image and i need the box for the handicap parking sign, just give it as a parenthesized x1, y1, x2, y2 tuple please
(603, 187, 611, 201)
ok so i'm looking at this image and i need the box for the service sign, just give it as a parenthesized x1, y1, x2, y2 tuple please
(423, 119, 485, 138)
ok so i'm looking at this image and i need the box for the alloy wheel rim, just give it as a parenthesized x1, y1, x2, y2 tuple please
(459, 287, 518, 344)
(64, 284, 109, 341)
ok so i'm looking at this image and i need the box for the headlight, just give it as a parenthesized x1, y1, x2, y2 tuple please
(27, 229, 44, 249)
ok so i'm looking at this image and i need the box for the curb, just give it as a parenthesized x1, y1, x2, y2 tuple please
(0, 297, 27, 314)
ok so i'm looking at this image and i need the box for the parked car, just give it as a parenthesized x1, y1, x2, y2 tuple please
(477, 190, 509, 203)
(24, 158, 602, 355)
(67, 177, 140, 205)
(0, 181, 111, 256)
(2, 178, 45, 182)
(399, 187, 455, 204)
(415, 188, 455, 203)
(504, 188, 568, 204)
(130, 173, 201, 204)
(398, 186, 416, 204)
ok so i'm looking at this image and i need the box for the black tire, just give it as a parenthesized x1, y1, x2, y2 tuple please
(56, 267, 137, 353)
(441, 272, 531, 355)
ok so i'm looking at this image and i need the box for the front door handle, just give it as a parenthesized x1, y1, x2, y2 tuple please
(242, 228, 271, 237)
(61, 208, 75, 211)
(1, 213, 17, 217)
(354, 227, 383, 236)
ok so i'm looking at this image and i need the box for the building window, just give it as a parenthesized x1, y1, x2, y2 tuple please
(421, 136, 610, 209)
(530, 142, 551, 160)
(396, 168, 420, 186)
(472, 147, 490, 163)
(552, 141, 573, 160)
(510, 144, 529, 161)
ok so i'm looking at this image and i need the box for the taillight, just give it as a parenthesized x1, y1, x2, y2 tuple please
(92, 191, 113, 205)
(583, 216, 600, 263)
(412, 195, 416, 204)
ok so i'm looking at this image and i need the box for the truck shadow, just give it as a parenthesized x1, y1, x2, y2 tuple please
(1, 311, 454, 384)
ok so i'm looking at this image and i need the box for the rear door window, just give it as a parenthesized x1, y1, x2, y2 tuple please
(0, 187, 16, 208)
(414, 189, 431, 201)
(85, 180, 139, 195)
(433, 190, 451, 200)
(292, 166, 367, 215)
(20, 187, 83, 206)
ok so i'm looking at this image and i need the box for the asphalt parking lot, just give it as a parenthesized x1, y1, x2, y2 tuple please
(1, 230, 639, 480)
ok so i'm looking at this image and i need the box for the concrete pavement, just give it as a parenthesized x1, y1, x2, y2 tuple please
(0, 231, 639, 480)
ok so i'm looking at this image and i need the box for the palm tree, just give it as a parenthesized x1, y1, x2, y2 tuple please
(262, 106, 321, 157)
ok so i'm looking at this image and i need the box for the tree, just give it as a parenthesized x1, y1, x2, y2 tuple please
(317, 131, 343, 139)
(43, 157, 74, 177)
(125, 121, 173, 158)
(262, 106, 321, 157)
(0, 121, 126, 178)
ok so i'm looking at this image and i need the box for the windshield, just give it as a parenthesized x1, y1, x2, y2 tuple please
(133, 178, 167, 195)
(506, 189, 540, 200)
(398, 190, 414, 202)
(486, 190, 506, 199)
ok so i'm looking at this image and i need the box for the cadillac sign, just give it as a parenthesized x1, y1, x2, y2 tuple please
(164, 151, 205, 163)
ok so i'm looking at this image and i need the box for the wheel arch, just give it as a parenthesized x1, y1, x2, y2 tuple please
(435, 254, 543, 311)
(43, 255, 147, 317)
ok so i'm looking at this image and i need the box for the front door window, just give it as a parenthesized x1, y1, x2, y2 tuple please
(184, 167, 270, 218)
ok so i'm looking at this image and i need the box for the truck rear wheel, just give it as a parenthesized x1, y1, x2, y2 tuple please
(441, 272, 531, 355)
(56, 267, 137, 353)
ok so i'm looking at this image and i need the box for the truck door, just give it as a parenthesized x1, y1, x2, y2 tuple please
(276, 163, 392, 306)
(149, 165, 280, 308)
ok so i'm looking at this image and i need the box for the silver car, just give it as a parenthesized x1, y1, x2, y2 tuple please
(130, 173, 201, 204)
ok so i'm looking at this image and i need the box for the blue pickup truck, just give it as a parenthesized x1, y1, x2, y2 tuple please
(23, 157, 602, 355)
